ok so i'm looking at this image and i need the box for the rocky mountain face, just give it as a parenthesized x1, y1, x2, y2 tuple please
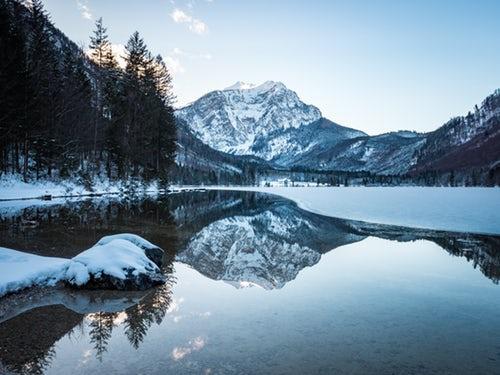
(176, 81, 366, 163)
(292, 130, 426, 175)
(177, 82, 499, 178)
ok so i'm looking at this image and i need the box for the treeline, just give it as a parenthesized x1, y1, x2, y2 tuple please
(259, 166, 500, 187)
(0, 0, 176, 184)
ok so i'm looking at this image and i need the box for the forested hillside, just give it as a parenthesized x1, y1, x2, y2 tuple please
(0, 0, 176, 185)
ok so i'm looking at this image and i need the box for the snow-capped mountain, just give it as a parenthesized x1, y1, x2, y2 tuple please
(176, 81, 365, 162)
(177, 81, 499, 177)
(174, 190, 500, 288)
(178, 212, 321, 289)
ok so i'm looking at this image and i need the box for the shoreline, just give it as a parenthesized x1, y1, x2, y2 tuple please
(1, 183, 499, 236)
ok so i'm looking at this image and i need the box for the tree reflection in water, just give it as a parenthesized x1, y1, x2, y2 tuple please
(0, 264, 175, 372)
(88, 264, 175, 358)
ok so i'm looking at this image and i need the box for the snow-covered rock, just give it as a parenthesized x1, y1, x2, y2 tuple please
(66, 238, 165, 290)
(0, 235, 166, 297)
(95, 233, 164, 268)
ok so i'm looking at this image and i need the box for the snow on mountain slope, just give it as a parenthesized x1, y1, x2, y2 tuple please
(178, 212, 320, 289)
(293, 131, 426, 174)
(412, 89, 500, 172)
(177, 80, 499, 176)
(224, 81, 257, 91)
(176, 81, 361, 160)
(252, 118, 367, 165)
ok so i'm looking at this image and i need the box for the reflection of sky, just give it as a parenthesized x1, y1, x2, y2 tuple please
(171, 336, 206, 361)
(45, 237, 500, 374)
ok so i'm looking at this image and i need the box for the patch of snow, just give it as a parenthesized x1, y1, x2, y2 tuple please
(0, 174, 160, 200)
(224, 81, 257, 91)
(0, 248, 70, 297)
(96, 233, 158, 251)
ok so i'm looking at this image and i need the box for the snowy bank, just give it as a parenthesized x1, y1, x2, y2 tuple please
(0, 248, 70, 297)
(206, 186, 500, 235)
(0, 234, 165, 297)
(0, 175, 116, 200)
(0, 174, 162, 201)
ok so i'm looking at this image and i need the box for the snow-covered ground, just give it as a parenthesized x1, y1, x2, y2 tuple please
(0, 234, 162, 297)
(0, 175, 113, 200)
(0, 174, 160, 200)
(206, 186, 500, 235)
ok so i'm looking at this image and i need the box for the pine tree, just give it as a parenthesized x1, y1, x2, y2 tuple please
(1, 2, 177, 185)
(26, 0, 60, 179)
(89, 17, 116, 166)
(0, 0, 29, 174)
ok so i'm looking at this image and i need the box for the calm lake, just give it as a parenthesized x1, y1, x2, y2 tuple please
(0, 190, 499, 374)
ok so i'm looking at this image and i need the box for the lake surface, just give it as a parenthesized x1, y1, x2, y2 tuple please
(0, 190, 499, 374)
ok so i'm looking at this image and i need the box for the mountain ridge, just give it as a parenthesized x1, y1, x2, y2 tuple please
(176, 81, 499, 180)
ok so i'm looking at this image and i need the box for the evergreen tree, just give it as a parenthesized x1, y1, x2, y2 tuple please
(26, 0, 61, 179)
(89, 17, 115, 165)
(0, 1, 177, 186)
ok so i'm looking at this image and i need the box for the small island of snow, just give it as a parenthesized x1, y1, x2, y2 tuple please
(0, 234, 165, 297)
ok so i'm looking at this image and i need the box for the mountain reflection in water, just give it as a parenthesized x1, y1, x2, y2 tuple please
(0, 190, 499, 374)
(1, 190, 498, 287)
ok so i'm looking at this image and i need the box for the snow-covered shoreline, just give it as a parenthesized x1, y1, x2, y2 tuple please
(0, 175, 124, 201)
(1, 179, 499, 235)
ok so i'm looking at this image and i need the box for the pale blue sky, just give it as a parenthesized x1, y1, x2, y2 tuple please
(43, 0, 500, 134)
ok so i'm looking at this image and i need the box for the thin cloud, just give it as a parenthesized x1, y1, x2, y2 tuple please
(76, 0, 93, 20)
(87, 43, 185, 76)
(164, 56, 186, 75)
(170, 8, 208, 35)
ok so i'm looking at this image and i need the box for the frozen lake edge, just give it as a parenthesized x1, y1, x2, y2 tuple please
(205, 186, 500, 236)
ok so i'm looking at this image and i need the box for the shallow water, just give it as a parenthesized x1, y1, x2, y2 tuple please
(0, 190, 499, 374)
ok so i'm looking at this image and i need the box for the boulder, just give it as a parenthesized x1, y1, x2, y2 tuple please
(65, 237, 166, 291)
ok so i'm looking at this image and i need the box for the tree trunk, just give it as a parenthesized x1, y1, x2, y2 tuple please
(23, 134, 28, 182)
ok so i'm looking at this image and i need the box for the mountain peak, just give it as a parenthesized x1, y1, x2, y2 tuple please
(224, 81, 257, 91)
(223, 80, 285, 92)
(176, 79, 324, 157)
